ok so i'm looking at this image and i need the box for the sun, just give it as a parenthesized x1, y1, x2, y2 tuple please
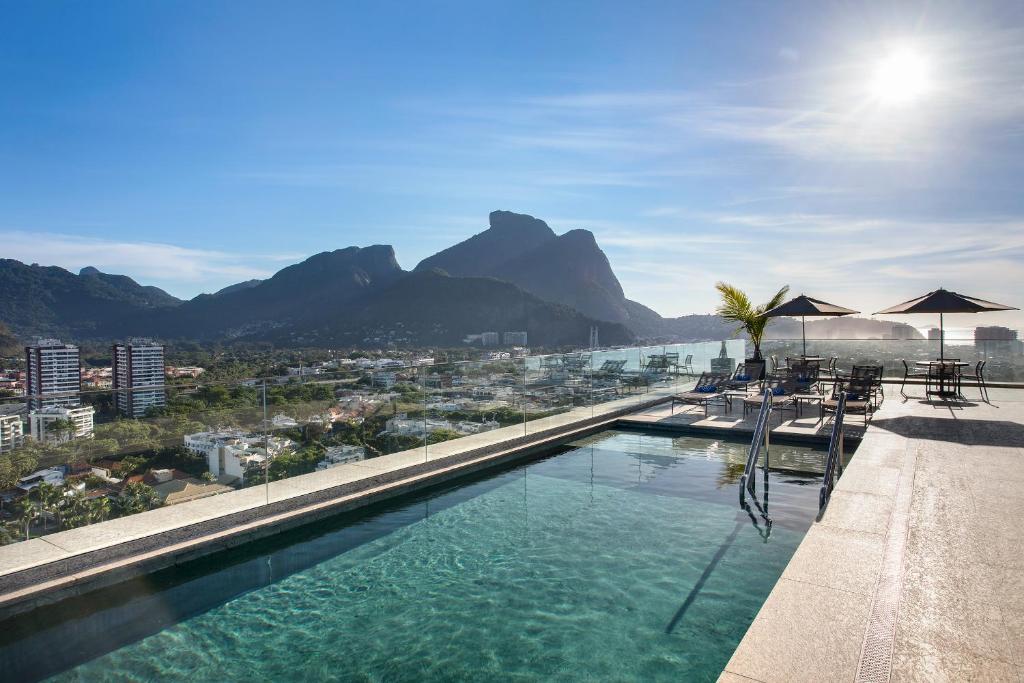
(869, 48, 930, 105)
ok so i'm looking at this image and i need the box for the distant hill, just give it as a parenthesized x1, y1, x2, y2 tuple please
(0, 260, 181, 339)
(0, 322, 21, 357)
(0, 209, 775, 348)
(211, 279, 262, 297)
(272, 269, 633, 348)
(415, 211, 633, 325)
(765, 317, 924, 340)
(127, 246, 406, 339)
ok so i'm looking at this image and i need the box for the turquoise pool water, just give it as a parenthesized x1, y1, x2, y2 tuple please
(1, 429, 827, 682)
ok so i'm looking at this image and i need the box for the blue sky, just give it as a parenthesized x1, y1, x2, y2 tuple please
(2, 1, 1022, 330)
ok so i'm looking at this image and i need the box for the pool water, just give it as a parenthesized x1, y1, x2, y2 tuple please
(1, 429, 828, 682)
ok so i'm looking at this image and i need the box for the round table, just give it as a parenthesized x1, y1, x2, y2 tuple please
(915, 361, 968, 398)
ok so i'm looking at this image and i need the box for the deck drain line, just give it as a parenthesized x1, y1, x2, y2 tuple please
(855, 448, 917, 683)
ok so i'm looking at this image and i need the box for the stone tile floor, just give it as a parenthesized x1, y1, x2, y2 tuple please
(711, 387, 1024, 682)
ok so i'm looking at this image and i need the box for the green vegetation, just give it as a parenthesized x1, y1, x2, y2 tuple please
(714, 282, 790, 360)
(0, 480, 161, 545)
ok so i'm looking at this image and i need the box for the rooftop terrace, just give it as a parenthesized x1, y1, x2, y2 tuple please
(0, 348, 1022, 680)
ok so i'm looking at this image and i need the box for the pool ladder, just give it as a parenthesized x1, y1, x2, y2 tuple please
(818, 391, 847, 514)
(740, 389, 773, 530)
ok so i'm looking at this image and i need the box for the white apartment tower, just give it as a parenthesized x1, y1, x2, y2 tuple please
(113, 339, 166, 418)
(0, 414, 25, 454)
(25, 339, 81, 410)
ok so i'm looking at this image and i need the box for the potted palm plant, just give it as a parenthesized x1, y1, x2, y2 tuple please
(715, 282, 789, 375)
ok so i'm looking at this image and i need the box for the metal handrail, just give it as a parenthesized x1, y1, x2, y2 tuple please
(740, 389, 772, 506)
(819, 391, 847, 512)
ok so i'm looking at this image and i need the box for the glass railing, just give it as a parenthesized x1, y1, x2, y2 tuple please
(760, 337, 1024, 383)
(7, 335, 1017, 546)
(0, 341, 745, 545)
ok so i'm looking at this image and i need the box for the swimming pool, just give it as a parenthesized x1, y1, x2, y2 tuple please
(1, 429, 831, 682)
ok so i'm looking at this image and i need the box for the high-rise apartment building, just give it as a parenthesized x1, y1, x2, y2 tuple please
(113, 339, 166, 418)
(24, 339, 81, 410)
(503, 331, 528, 346)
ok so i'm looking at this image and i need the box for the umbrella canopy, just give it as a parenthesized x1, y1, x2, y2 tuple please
(764, 294, 859, 356)
(875, 288, 1017, 360)
(875, 288, 1017, 315)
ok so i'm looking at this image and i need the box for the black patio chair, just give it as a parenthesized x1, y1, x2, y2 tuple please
(822, 375, 875, 425)
(851, 365, 884, 408)
(670, 372, 729, 417)
(925, 362, 960, 399)
(900, 359, 929, 398)
(742, 377, 798, 421)
(724, 361, 765, 392)
(788, 362, 820, 393)
(959, 360, 988, 402)
(680, 354, 694, 375)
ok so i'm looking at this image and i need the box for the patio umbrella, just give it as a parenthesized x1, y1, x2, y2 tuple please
(875, 288, 1018, 360)
(764, 294, 859, 357)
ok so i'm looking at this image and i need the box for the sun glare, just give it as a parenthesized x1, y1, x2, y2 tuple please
(869, 48, 930, 105)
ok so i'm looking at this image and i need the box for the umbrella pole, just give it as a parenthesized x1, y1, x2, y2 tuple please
(939, 312, 944, 361)
(801, 316, 806, 357)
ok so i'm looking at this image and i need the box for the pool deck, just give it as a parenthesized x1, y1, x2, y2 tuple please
(697, 387, 1023, 683)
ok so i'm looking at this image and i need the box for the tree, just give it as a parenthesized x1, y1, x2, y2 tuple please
(35, 482, 64, 531)
(115, 482, 161, 516)
(714, 282, 790, 360)
(15, 497, 40, 539)
(427, 428, 461, 445)
(47, 417, 76, 443)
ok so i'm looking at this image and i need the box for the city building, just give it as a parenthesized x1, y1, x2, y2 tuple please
(16, 466, 65, 492)
(927, 328, 942, 341)
(24, 339, 81, 410)
(0, 414, 24, 454)
(184, 429, 296, 482)
(27, 405, 95, 442)
(113, 339, 166, 418)
(503, 331, 528, 346)
(166, 366, 205, 378)
(371, 371, 397, 389)
(316, 444, 367, 470)
(463, 332, 500, 346)
(975, 326, 1023, 356)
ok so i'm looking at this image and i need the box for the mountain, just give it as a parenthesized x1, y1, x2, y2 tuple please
(766, 317, 924, 340)
(415, 211, 638, 325)
(0, 322, 21, 357)
(0, 260, 181, 339)
(414, 210, 741, 340)
(129, 246, 405, 339)
(273, 269, 633, 348)
(0, 209, 736, 347)
(211, 279, 262, 297)
(415, 210, 557, 278)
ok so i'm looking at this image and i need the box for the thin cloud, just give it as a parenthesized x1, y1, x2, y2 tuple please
(0, 230, 301, 298)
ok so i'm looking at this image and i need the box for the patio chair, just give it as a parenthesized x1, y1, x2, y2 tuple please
(741, 377, 798, 421)
(788, 362, 820, 393)
(670, 372, 729, 417)
(822, 375, 875, 425)
(724, 360, 765, 391)
(680, 354, 695, 376)
(900, 359, 929, 398)
(959, 360, 988, 402)
(851, 365, 884, 408)
(769, 355, 780, 375)
(926, 361, 961, 399)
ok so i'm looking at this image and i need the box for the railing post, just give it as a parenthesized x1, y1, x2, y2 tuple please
(763, 401, 770, 474)
(838, 427, 845, 475)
